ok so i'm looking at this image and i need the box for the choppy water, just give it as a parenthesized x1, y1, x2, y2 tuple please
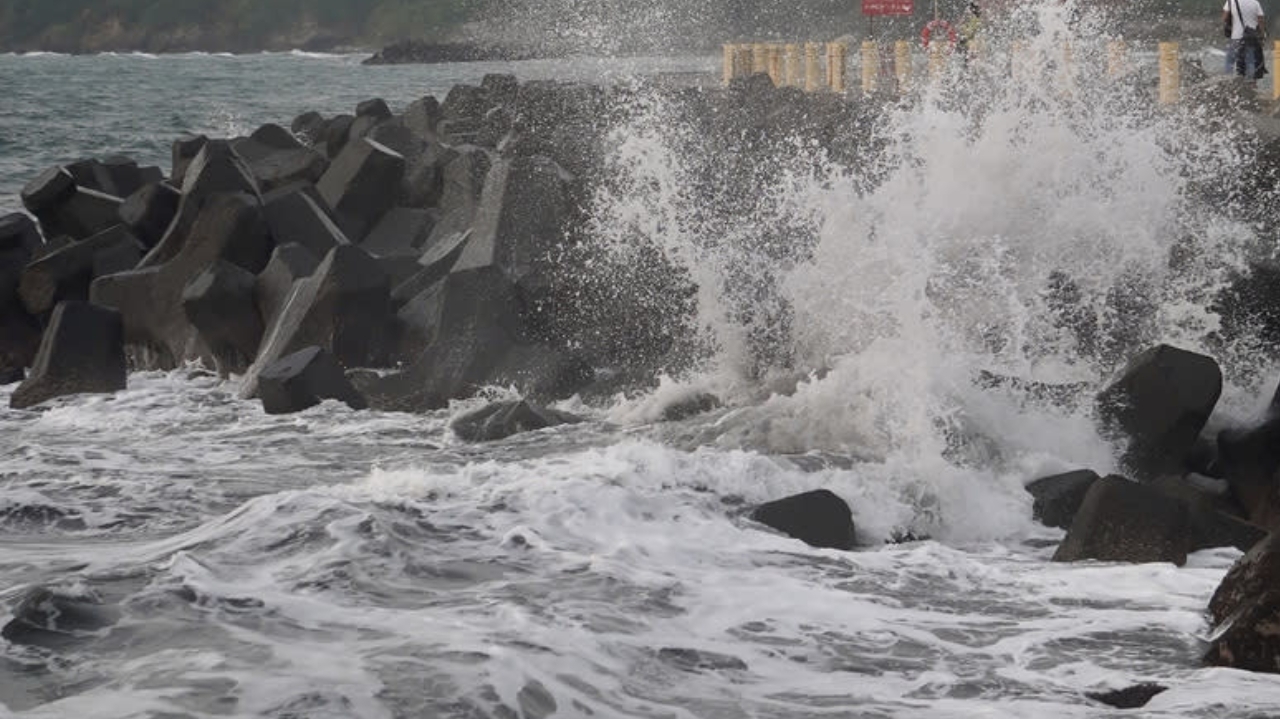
(4, 6, 1280, 717)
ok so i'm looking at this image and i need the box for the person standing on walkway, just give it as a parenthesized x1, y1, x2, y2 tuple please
(1224, 0, 1267, 81)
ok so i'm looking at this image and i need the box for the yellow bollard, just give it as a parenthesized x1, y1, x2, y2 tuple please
(928, 43, 947, 81)
(1158, 41, 1180, 105)
(1106, 40, 1127, 78)
(1274, 40, 1280, 100)
(805, 42, 823, 92)
(827, 42, 847, 93)
(752, 43, 768, 75)
(785, 44, 802, 87)
(895, 40, 912, 92)
(861, 41, 878, 94)
(722, 44, 735, 86)
(767, 44, 784, 86)
(735, 45, 753, 80)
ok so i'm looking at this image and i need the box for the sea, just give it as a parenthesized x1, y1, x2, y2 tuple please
(3, 7, 1280, 718)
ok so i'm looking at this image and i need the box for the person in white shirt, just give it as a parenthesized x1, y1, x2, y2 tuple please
(1223, 0, 1267, 80)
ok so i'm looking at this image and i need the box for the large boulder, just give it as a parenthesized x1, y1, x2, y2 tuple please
(118, 182, 181, 249)
(451, 399, 583, 442)
(1208, 532, 1280, 624)
(18, 225, 143, 316)
(21, 168, 123, 241)
(362, 207, 436, 260)
(181, 260, 263, 375)
(142, 141, 261, 268)
(451, 155, 571, 297)
(10, 302, 126, 409)
(1203, 590, 1280, 674)
(66, 156, 156, 199)
(1217, 416, 1280, 528)
(90, 193, 273, 368)
(316, 138, 405, 243)
(749, 489, 857, 550)
(367, 120, 454, 208)
(254, 242, 320, 328)
(239, 244, 390, 398)
(1026, 469, 1100, 530)
(1095, 344, 1222, 480)
(257, 345, 367, 415)
(261, 183, 350, 258)
(170, 134, 209, 186)
(355, 265, 589, 412)
(1052, 475, 1191, 565)
(0, 214, 44, 375)
(403, 96, 442, 141)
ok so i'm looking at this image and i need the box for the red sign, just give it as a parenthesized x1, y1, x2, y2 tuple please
(862, 0, 914, 15)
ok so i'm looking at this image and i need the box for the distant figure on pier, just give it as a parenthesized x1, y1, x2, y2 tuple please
(958, 2, 983, 61)
(1224, 0, 1267, 81)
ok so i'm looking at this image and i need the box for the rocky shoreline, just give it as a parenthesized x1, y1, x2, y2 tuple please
(3, 68, 1280, 691)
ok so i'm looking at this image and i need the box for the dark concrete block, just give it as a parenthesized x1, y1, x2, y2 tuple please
(182, 260, 263, 375)
(258, 345, 367, 414)
(10, 301, 126, 409)
(451, 399, 583, 442)
(19, 224, 142, 315)
(261, 183, 349, 259)
(118, 182, 181, 249)
(255, 242, 321, 328)
(749, 489, 857, 550)
(316, 138, 405, 243)
(1026, 470, 1100, 530)
(1052, 476, 1191, 565)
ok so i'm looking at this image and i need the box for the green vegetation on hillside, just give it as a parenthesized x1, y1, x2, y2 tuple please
(0, 0, 481, 52)
(0, 0, 1224, 54)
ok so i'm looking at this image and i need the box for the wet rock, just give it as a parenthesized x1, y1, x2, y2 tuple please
(0, 367, 22, 384)
(291, 111, 326, 146)
(656, 647, 749, 672)
(441, 84, 496, 126)
(403, 96, 442, 141)
(254, 242, 320, 328)
(240, 244, 390, 398)
(249, 123, 303, 152)
(258, 345, 367, 415)
(1095, 344, 1222, 480)
(261, 183, 350, 259)
(452, 154, 570, 297)
(1217, 416, 1280, 528)
(749, 489, 857, 550)
(436, 145, 492, 229)
(322, 114, 355, 158)
(362, 207, 436, 259)
(356, 98, 392, 121)
(20, 167, 76, 219)
(1, 586, 119, 649)
(66, 156, 151, 198)
(240, 144, 330, 195)
(142, 141, 261, 268)
(1208, 531, 1280, 625)
(1052, 476, 1190, 565)
(1086, 683, 1168, 709)
(516, 680, 557, 719)
(316, 138, 405, 243)
(481, 73, 520, 106)
(118, 182, 181, 249)
(1026, 469, 1100, 530)
(18, 224, 143, 316)
(356, 266, 588, 412)
(10, 301, 126, 409)
(661, 392, 723, 421)
(1203, 590, 1280, 673)
(366, 121, 453, 208)
(450, 399, 584, 442)
(170, 134, 209, 186)
(182, 260, 263, 375)
(0, 213, 43, 257)
(28, 184, 124, 242)
(1149, 474, 1267, 552)
(91, 193, 273, 368)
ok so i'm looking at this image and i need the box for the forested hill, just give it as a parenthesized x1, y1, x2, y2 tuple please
(0, 0, 1170, 56)
(0, 0, 478, 53)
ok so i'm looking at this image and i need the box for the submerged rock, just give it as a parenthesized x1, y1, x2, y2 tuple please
(1026, 469, 1100, 530)
(450, 399, 583, 442)
(257, 345, 368, 415)
(10, 301, 126, 410)
(749, 489, 856, 550)
(1086, 683, 1168, 709)
(1051, 476, 1190, 565)
(1, 585, 119, 650)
